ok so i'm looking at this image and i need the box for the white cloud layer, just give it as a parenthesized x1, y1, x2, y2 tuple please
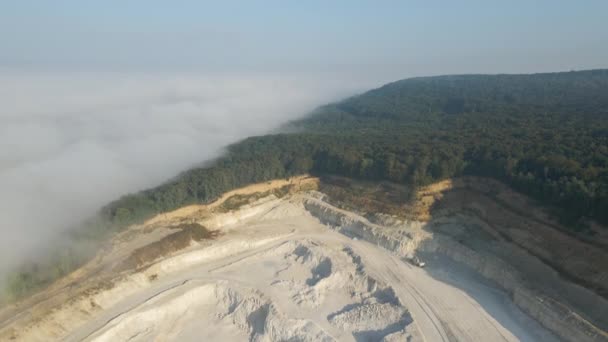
(0, 71, 378, 274)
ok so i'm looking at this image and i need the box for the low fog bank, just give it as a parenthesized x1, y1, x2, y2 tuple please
(0, 71, 380, 277)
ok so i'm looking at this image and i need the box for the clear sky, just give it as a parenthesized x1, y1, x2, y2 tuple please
(1, 1, 607, 77)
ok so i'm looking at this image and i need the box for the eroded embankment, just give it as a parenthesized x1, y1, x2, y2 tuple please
(303, 185, 608, 342)
(0, 176, 606, 342)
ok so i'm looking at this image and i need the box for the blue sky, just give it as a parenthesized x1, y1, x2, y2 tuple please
(1, 1, 608, 76)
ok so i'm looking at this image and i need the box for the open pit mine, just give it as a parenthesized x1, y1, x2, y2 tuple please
(1, 176, 607, 342)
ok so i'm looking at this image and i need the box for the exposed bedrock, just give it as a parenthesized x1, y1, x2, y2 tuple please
(303, 196, 608, 342)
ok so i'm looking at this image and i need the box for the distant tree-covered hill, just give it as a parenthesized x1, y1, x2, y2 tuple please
(5, 70, 608, 302)
(107, 69, 608, 229)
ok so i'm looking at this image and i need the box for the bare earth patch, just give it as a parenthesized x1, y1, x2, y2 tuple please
(1, 176, 606, 342)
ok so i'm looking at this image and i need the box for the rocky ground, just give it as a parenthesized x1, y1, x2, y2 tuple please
(0, 176, 606, 341)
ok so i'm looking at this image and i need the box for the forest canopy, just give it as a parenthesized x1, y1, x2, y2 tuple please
(105, 69, 608, 230)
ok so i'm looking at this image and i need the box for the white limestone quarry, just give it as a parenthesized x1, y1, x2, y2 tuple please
(3, 188, 601, 341)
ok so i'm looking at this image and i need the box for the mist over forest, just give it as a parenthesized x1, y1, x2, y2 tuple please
(0, 71, 378, 278)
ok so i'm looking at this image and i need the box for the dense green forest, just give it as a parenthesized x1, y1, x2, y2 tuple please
(105, 69, 608, 228)
(3, 69, 608, 302)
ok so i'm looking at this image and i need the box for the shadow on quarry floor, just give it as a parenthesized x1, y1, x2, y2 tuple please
(418, 252, 560, 342)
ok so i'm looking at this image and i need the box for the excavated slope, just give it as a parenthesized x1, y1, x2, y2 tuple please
(0, 177, 605, 342)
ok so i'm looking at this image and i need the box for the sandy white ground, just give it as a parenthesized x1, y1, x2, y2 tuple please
(54, 193, 559, 342)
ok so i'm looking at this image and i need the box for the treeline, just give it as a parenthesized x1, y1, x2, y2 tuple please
(3, 69, 608, 304)
(105, 70, 608, 229)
